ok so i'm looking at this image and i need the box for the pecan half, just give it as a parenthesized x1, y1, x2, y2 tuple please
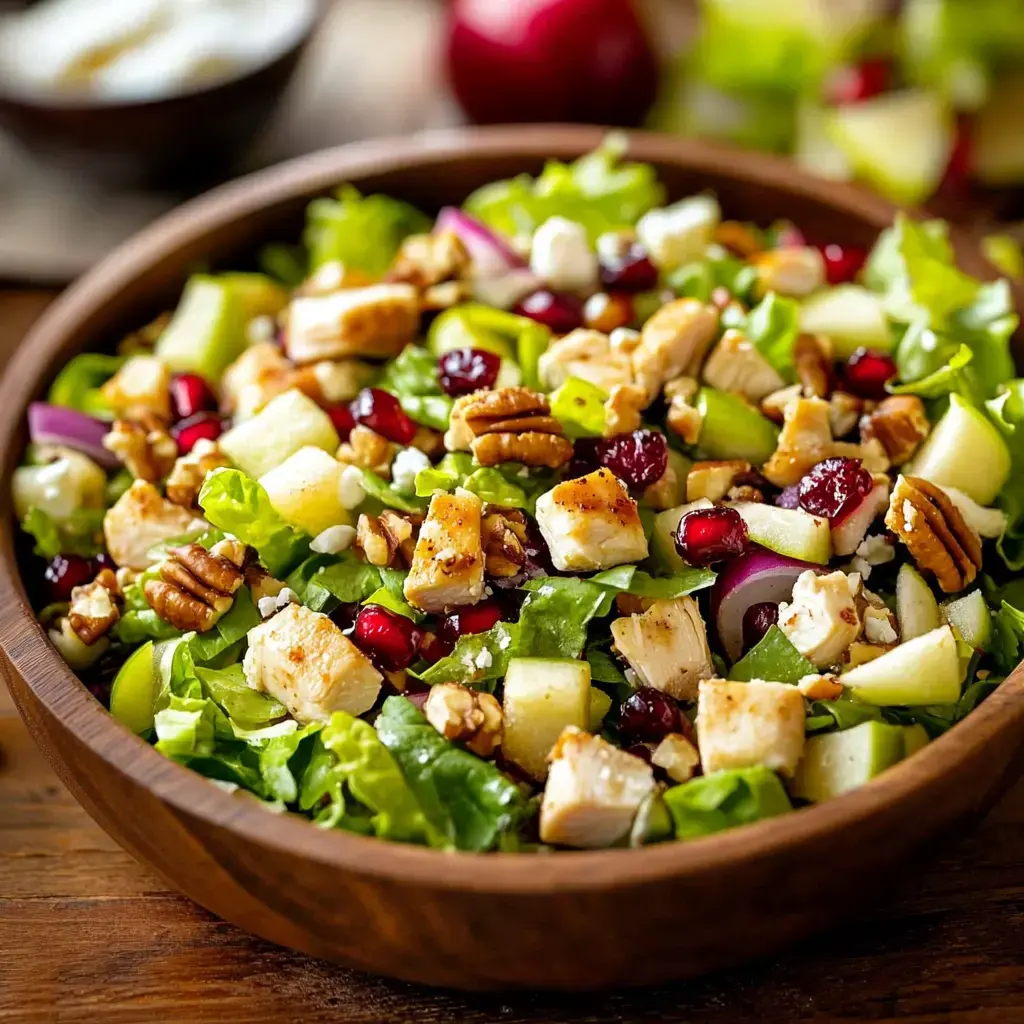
(424, 682, 503, 757)
(885, 475, 982, 593)
(355, 511, 421, 568)
(336, 424, 397, 478)
(165, 439, 231, 508)
(459, 387, 573, 468)
(861, 395, 930, 466)
(481, 507, 529, 577)
(472, 431, 574, 469)
(793, 333, 833, 399)
(68, 571, 120, 645)
(103, 416, 178, 482)
(144, 543, 246, 632)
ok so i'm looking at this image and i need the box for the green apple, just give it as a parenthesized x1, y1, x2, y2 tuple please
(902, 723, 930, 758)
(729, 501, 832, 564)
(844, 625, 961, 706)
(896, 563, 940, 641)
(221, 272, 289, 321)
(110, 641, 157, 736)
(650, 499, 713, 572)
(791, 720, 906, 803)
(502, 657, 591, 781)
(799, 286, 893, 358)
(909, 394, 1010, 505)
(155, 275, 247, 380)
(827, 90, 954, 205)
(259, 446, 350, 536)
(588, 687, 613, 732)
(695, 388, 779, 465)
(941, 590, 992, 651)
(794, 100, 853, 183)
(974, 75, 1024, 187)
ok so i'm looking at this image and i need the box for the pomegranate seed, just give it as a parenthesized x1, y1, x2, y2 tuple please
(327, 404, 355, 441)
(512, 290, 583, 334)
(44, 554, 93, 603)
(437, 599, 503, 653)
(797, 457, 873, 522)
(826, 58, 890, 105)
(418, 632, 448, 664)
(619, 686, 682, 743)
(818, 243, 867, 285)
(674, 507, 748, 566)
(599, 241, 658, 293)
(843, 348, 897, 400)
(353, 605, 423, 671)
(438, 347, 501, 396)
(776, 485, 801, 510)
(350, 388, 416, 445)
(593, 429, 668, 489)
(742, 602, 780, 653)
(171, 412, 223, 454)
(170, 373, 217, 420)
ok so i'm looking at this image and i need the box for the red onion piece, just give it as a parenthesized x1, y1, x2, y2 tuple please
(28, 402, 119, 469)
(435, 206, 528, 277)
(710, 549, 819, 663)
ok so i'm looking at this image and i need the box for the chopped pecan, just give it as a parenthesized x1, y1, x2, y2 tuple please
(793, 333, 833, 398)
(473, 431, 574, 469)
(885, 475, 983, 593)
(861, 395, 930, 466)
(165, 439, 231, 509)
(386, 230, 469, 289)
(424, 682, 503, 757)
(101, 355, 172, 422)
(68, 571, 120, 645)
(144, 543, 246, 632)
(336, 425, 397, 479)
(481, 507, 529, 577)
(727, 484, 764, 503)
(829, 391, 864, 438)
(666, 396, 704, 445)
(686, 460, 752, 503)
(760, 383, 803, 423)
(603, 383, 646, 437)
(583, 292, 634, 334)
(714, 220, 763, 258)
(355, 511, 421, 568)
(460, 387, 549, 428)
(103, 416, 178, 482)
(458, 387, 573, 468)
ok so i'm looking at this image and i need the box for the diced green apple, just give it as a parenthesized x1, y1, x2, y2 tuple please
(502, 657, 591, 781)
(650, 499, 713, 572)
(791, 720, 906, 803)
(728, 502, 832, 564)
(588, 687, 613, 733)
(827, 90, 954, 205)
(13, 450, 106, 523)
(794, 100, 853, 183)
(110, 641, 157, 736)
(259, 446, 350, 536)
(695, 388, 779, 465)
(902, 723, 930, 758)
(844, 625, 961, 706)
(221, 272, 290, 321)
(219, 389, 340, 479)
(909, 394, 1010, 506)
(941, 590, 992, 651)
(896, 564, 940, 641)
(155, 275, 247, 380)
(799, 286, 893, 358)
(973, 75, 1024, 187)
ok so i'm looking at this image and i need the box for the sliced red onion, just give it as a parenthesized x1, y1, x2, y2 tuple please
(28, 402, 119, 469)
(436, 206, 528, 276)
(711, 550, 820, 663)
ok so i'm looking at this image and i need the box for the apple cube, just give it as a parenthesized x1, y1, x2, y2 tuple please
(155, 275, 247, 379)
(799, 285, 892, 359)
(729, 501, 832, 564)
(259, 447, 350, 537)
(791, 720, 906, 803)
(844, 625, 961, 706)
(896, 564, 940, 642)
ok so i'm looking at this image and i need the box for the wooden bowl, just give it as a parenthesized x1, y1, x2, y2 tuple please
(1, 126, 1023, 991)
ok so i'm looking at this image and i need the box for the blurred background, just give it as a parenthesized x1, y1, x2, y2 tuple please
(0, 0, 1022, 283)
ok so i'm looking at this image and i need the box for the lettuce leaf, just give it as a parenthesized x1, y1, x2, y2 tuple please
(304, 185, 431, 274)
(664, 766, 793, 841)
(744, 291, 801, 376)
(361, 470, 428, 515)
(297, 554, 383, 611)
(375, 696, 525, 852)
(417, 621, 520, 690)
(198, 468, 310, 577)
(990, 600, 1024, 673)
(187, 588, 260, 665)
(415, 451, 474, 497)
(20, 507, 105, 560)
(260, 723, 323, 804)
(518, 577, 615, 659)
(196, 663, 287, 731)
(589, 565, 716, 599)
(376, 344, 453, 430)
(46, 352, 123, 418)
(983, 381, 1024, 569)
(891, 340, 978, 402)
(464, 136, 664, 243)
(805, 695, 885, 734)
(728, 625, 816, 682)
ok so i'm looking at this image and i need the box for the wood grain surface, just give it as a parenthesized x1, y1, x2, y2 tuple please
(0, 284, 1023, 1020)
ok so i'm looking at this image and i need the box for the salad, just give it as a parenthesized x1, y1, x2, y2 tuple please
(16, 139, 1024, 853)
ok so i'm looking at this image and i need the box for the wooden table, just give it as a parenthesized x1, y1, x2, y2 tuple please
(2, 291, 1024, 1023)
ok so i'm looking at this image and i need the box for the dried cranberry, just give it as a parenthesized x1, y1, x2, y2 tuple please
(843, 348, 898, 400)
(438, 347, 501, 396)
(327, 404, 355, 441)
(170, 373, 217, 420)
(593, 429, 668, 489)
(797, 456, 873, 522)
(817, 243, 867, 285)
(619, 687, 682, 743)
(350, 388, 416, 445)
(512, 290, 583, 334)
(599, 241, 658, 293)
(171, 412, 223, 454)
(742, 601, 780, 653)
(776, 484, 801, 510)
(826, 58, 890, 105)
(352, 605, 423, 671)
(674, 507, 748, 566)
(328, 603, 358, 632)
(437, 599, 503, 652)
(44, 554, 93, 603)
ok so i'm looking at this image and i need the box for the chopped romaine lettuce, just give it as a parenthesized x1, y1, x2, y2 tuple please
(728, 625, 816, 683)
(187, 589, 261, 665)
(20, 507, 105, 560)
(377, 344, 453, 430)
(664, 765, 792, 840)
(984, 381, 1024, 568)
(196, 663, 286, 731)
(590, 565, 716, 599)
(361, 470, 428, 515)
(744, 291, 801, 377)
(46, 353, 123, 418)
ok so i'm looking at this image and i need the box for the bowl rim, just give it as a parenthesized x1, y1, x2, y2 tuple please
(2, 123, 1022, 894)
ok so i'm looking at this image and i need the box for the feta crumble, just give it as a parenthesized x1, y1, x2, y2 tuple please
(310, 524, 357, 555)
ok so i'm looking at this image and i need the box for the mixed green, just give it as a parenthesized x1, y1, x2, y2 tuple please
(17, 140, 1024, 852)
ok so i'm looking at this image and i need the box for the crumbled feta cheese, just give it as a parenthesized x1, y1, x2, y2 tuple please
(391, 446, 431, 495)
(778, 569, 862, 668)
(257, 595, 278, 618)
(855, 534, 896, 566)
(530, 216, 598, 293)
(310, 523, 357, 555)
(474, 648, 493, 670)
(275, 588, 299, 610)
(864, 606, 898, 645)
(338, 464, 367, 509)
(636, 195, 720, 270)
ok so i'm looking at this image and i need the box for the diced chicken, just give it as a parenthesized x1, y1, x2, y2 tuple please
(762, 396, 834, 488)
(696, 679, 806, 778)
(403, 489, 485, 613)
(538, 329, 635, 393)
(285, 283, 419, 364)
(243, 604, 382, 723)
(752, 246, 826, 298)
(534, 468, 648, 571)
(701, 329, 786, 403)
(220, 342, 292, 419)
(610, 597, 714, 700)
(778, 569, 862, 668)
(100, 354, 172, 421)
(530, 216, 599, 293)
(686, 459, 752, 503)
(651, 733, 701, 783)
(631, 298, 719, 400)
(103, 480, 204, 570)
(539, 727, 655, 849)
